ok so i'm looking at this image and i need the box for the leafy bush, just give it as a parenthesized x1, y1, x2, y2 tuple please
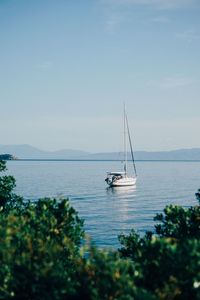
(119, 204, 200, 300)
(154, 205, 200, 239)
(0, 160, 23, 212)
(0, 160, 16, 207)
(75, 246, 151, 300)
(0, 197, 84, 299)
(196, 189, 200, 203)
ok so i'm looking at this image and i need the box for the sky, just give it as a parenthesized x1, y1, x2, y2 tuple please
(0, 0, 200, 152)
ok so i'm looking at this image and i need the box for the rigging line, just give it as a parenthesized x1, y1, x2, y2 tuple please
(125, 112, 137, 177)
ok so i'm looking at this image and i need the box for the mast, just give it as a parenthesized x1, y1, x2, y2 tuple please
(125, 111, 137, 177)
(123, 103, 127, 174)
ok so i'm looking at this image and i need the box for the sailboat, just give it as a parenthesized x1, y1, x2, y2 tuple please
(105, 105, 137, 187)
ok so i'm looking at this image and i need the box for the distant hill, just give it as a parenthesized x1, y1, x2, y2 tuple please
(134, 149, 200, 161)
(1, 144, 200, 160)
(0, 144, 89, 159)
(90, 149, 200, 161)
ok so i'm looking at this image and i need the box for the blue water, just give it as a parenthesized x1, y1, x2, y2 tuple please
(6, 160, 199, 248)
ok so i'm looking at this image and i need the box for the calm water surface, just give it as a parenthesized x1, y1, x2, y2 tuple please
(6, 160, 199, 248)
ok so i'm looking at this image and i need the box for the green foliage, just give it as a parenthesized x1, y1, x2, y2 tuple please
(0, 160, 16, 207)
(0, 160, 6, 172)
(196, 189, 200, 203)
(118, 230, 152, 261)
(154, 205, 200, 239)
(75, 245, 157, 300)
(0, 160, 23, 212)
(119, 203, 200, 300)
(0, 197, 84, 299)
(77, 246, 136, 300)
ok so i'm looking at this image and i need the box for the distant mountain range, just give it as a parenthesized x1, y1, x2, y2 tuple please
(0, 144, 89, 159)
(1, 144, 200, 160)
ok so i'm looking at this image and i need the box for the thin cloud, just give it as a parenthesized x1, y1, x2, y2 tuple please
(105, 13, 125, 33)
(102, 0, 197, 10)
(100, 0, 196, 31)
(35, 61, 53, 70)
(147, 76, 195, 89)
(151, 16, 170, 23)
(176, 30, 200, 43)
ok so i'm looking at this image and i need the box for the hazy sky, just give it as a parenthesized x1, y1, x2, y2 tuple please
(0, 0, 200, 152)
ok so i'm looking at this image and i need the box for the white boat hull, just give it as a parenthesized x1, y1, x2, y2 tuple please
(107, 176, 137, 187)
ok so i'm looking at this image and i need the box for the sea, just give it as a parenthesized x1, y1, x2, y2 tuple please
(6, 160, 200, 248)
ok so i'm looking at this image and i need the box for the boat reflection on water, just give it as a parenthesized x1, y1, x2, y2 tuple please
(105, 185, 137, 225)
(106, 185, 137, 197)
